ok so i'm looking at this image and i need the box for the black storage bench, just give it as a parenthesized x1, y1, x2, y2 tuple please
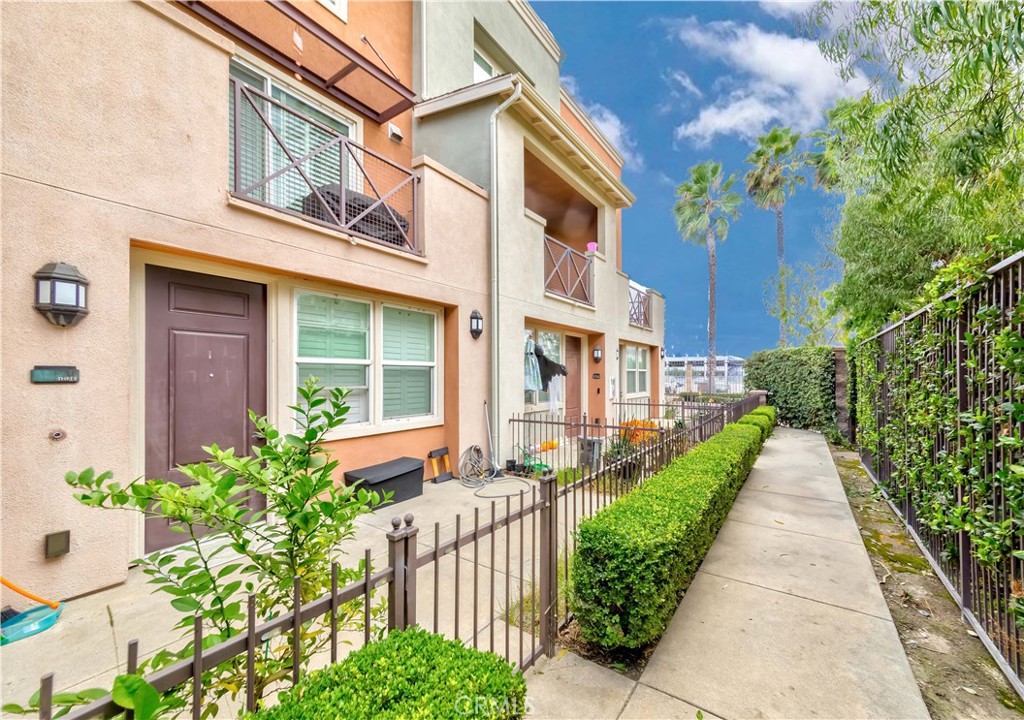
(343, 457, 424, 505)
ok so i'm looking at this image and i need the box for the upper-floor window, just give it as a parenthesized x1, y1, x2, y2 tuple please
(228, 57, 419, 254)
(228, 59, 355, 207)
(473, 47, 499, 84)
(317, 0, 347, 23)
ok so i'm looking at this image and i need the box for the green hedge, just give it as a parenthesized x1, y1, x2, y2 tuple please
(255, 627, 526, 719)
(744, 347, 836, 431)
(749, 405, 777, 426)
(568, 417, 766, 649)
(737, 413, 773, 441)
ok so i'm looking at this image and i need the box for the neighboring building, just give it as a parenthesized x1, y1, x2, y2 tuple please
(415, 0, 664, 459)
(1, 0, 663, 601)
(665, 355, 745, 394)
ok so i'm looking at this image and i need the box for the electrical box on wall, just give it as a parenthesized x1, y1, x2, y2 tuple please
(44, 530, 70, 558)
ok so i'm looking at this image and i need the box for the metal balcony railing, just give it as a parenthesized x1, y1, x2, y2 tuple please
(229, 78, 419, 254)
(543, 235, 593, 305)
(628, 284, 652, 328)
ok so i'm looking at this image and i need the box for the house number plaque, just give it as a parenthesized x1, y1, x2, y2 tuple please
(31, 366, 80, 384)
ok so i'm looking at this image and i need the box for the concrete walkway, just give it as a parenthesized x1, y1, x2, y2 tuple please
(526, 427, 929, 720)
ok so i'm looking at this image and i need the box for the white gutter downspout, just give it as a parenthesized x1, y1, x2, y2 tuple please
(488, 78, 523, 461)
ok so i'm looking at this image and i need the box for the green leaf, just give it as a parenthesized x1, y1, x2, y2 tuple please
(111, 675, 161, 720)
(170, 596, 201, 612)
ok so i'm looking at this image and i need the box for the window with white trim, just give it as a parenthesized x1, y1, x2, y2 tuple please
(473, 47, 499, 84)
(296, 294, 371, 422)
(317, 0, 348, 23)
(295, 291, 438, 429)
(524, 327, 562, 408)
(625, 346, 649, 396)
(382, 307, 436, 420)
(228, 58, 357, 209)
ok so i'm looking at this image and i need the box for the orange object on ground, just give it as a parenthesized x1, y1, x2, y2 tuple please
(1, 576, 59, 610)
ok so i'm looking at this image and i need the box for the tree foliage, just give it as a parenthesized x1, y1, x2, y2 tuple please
(57, 378, 387, 717)
(674, 161, 742, 390)
(805, 0, 1024, 335)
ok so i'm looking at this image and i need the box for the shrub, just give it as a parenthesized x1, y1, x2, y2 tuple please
(744, 346, 836, 431)
(255, 627, 527, 720)
(737, 413, 773, 441)
(569, 417, 766, 649)
(749, 405, 777, 426)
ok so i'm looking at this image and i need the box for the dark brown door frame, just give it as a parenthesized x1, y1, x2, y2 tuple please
(144, 265, 268, 553)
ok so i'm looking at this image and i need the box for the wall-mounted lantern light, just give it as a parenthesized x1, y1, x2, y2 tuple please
(34, 262, 89, 327)
(592, 345, 602, 364)
(469, 309, 483, 339)
(660, 347, 666, 360)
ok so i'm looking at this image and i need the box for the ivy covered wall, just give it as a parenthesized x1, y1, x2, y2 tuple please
(744, 346, 837, 432)
(854, 245, 1024, 672)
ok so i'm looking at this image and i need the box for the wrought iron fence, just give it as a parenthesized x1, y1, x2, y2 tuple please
(229, 78, 419, 253)
(857, 250, 1024, 696)
(27, 398, 758, 719)
(628, 285, 651, 328)
(543, 236, 593, 305)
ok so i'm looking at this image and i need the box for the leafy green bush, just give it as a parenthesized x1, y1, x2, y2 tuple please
(749, 405, 777, 426)
(569, 418, 766, 649)
(744, 347, 836, 431)
(737, 412, 773, 441)
(255, 627, 527, 720)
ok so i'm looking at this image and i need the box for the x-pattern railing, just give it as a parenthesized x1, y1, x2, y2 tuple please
(544, 235, 593, 305)
(230, 78, 418, 253)
(628, 285, 651, 328)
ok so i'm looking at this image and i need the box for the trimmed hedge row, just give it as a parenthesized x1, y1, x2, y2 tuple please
(744, 346, 836, 431)
(255, 627, 527, 719)
(568, 414, 769, 649)
(738, 405, 777, 440)
(750, 405, 777, 426)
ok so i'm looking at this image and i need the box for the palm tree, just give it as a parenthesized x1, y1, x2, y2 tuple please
(674, 161, 742, 393)
(744, 126, 805, 345)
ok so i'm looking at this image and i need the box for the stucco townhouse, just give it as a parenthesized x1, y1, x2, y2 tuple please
(0, 0, 664, 602)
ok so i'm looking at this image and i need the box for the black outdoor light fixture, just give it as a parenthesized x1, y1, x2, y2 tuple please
(592, 345, 602, 363)
(34, 262, 89, 327)
(469, 309, 483, 339)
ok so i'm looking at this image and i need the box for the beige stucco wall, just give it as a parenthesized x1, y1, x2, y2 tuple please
(490, 112, 665, 459)
(1, 1, 490, 601)
(416, 0, 561, 106)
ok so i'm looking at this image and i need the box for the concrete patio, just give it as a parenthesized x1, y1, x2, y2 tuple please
(0, 476, 546, 710)
(525, 427, 930, 720)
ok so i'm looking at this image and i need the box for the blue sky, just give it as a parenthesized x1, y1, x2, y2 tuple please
(532, 1, 865, 357)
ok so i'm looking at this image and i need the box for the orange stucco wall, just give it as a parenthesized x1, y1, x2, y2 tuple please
(194, 0, 414, 168)
(558, 100, 622, 179)
(651, 344, 662, 405)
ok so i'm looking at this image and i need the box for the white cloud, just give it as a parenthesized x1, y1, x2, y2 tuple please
(668, 17, 868, 145)
(759, 1, 814, 20)
(667, 70, 702, 99)
(561, 75, 644, 171)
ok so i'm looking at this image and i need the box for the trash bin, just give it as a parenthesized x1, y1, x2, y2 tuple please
(344, 457, 425, 504)
(578, 438, 603, 469)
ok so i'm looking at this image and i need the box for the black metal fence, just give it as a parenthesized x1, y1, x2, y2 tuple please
(30, 396, 761, 719)
(857, 250, 1024, 697)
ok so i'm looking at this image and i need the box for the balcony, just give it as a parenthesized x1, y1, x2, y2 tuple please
(544, 235, 593, 305)
(229, 78, 419, 254)
(628, 283, 652, 328)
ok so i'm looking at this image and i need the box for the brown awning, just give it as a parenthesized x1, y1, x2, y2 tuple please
(182, 1, 415, 124)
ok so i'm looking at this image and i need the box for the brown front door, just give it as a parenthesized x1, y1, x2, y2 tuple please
(565, 337, 582, 432)
(145, 266, 267, 553)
